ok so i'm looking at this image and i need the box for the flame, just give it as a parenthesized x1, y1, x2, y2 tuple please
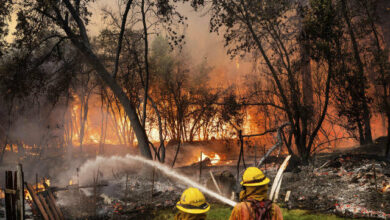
(198, 153, 221, 165)
(25, 190, 32, 201)
(69, 180, 73, 185)
(382, 184, 390, 193)
(236, 57, 240, 69)
(24, 178, 51, 201)
(0, 189, 4, 199)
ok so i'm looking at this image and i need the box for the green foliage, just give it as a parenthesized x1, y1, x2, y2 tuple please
(282, 209, 356, 220)
(152, 204, 232, 220)
(304, 0, 342, 60)
(0, 0, 12, 56)
(152, 205, 359, 220)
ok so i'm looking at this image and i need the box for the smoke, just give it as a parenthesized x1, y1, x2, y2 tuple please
(70, 155, 139, 186)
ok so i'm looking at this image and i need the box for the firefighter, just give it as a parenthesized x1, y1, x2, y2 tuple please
(175, 187, 210, 220)
(229, 167, 283, 220)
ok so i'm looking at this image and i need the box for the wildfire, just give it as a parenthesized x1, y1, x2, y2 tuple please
(25, 178, 51, 201)
(0, 189, 4, 199)
(198, 153, 221, 165)
(382, 183, 390, 193)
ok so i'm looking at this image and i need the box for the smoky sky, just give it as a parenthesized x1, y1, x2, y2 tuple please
(88, 0, 250, 83)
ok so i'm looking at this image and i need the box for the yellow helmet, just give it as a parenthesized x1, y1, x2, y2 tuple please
(176, 187, 210, 214)
(241, 167, 270, 186)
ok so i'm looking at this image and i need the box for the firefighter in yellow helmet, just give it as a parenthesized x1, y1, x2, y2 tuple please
(175, 187, 210, 220)
(229, 167, 283, 220)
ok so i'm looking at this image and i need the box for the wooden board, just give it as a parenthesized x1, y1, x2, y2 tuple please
(38, 194, 55, 220)
(270, 155, 291, 201)
(44, 182, 64, 220)
(25, 184, 49, 220)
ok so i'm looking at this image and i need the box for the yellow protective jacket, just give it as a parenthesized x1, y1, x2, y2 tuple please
(229, 201, 283, 220)
(174, 211, 207, 220)
(229, 185, 283, 220)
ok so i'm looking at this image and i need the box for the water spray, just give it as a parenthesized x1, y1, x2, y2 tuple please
(124, 154, 237, 207)
(77, 154, 237, 207)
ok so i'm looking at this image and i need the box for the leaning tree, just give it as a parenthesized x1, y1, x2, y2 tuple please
(10, 0, 205, 159)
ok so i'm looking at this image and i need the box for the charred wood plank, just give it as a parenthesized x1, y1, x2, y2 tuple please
(38, 194, 55, 220)
(44, 182, 64, 220)
(16, 164, 25, 220)
(25, 183, 49, 220)
(5, 171, 15, 220)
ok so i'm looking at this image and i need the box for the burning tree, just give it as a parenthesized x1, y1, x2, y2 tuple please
(4, 0, 207, 160)
(208, 0, 342, 162)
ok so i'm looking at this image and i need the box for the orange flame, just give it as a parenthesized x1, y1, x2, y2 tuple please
(198, 153, 221, 165)
(382, 184, 390, 193)
(0, 189, 4, 199)
(25, 179, 51, 201)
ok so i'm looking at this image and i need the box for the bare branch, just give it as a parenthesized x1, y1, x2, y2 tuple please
(62, 0, 90, 45)
(255, 122, 291, 168)
(113, 0, 133, 79)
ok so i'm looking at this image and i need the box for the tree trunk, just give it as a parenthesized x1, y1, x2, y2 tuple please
(149, 97, 165, 162)
(362, 103, 373, 144)
(141, 0, 150, 128)
(86, 50, 152, 158)
(79, 95, 89, 153)
(357, 120, 365, 145)
(386, 113, 390, 159)
(341, 0, 372, 144)
(377, 0, 390, 49)
(0, 100, 14, 163)
(53, 4, 153, 158)
(299, 1, 314, 119)
(171, 141, 181, 168)
(99, 90, 109, 155)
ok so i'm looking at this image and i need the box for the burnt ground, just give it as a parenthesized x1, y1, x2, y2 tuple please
(59, 152, 388, 219)
(281, 154, 390, 219)
(0, 141, 389, 219)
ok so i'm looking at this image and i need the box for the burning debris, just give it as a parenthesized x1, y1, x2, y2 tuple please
(198, 153, 221, 165)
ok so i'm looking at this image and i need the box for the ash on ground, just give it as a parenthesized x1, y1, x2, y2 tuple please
(56, 172, 186, 219)
(279, 154, 390, 219)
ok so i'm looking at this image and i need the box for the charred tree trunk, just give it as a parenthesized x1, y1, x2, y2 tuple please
(149, 97, 165, 162)
(99, 90, 109, 154)
(141, 0, 150, 128)
(0, 99, 14, 163)
(341, 0, 372, 145)
(386, 114, 390, 159)
(362, 0, 390, 158)
(357, 121, 365, 145)
(79, 95, 89, 153)
(171, 141, 181, 168)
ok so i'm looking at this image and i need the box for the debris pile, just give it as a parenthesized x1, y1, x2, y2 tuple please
(280, 155, 390, 219)
(56, 173, 185, 219)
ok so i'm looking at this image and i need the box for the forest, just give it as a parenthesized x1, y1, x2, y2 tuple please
(0, 0, 389, 219)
